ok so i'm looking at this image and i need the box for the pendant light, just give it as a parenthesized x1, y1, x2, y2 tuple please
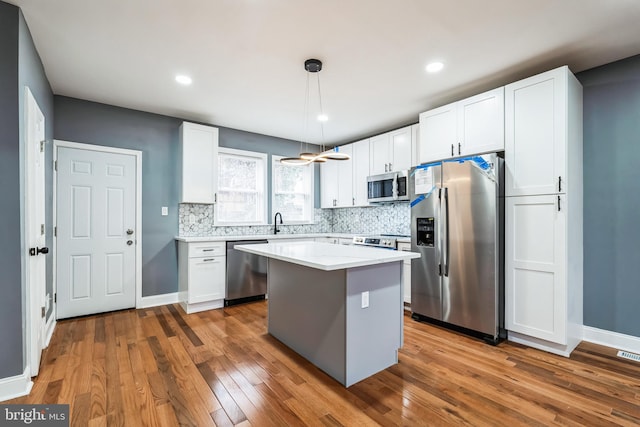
(281, 59, 351, 165)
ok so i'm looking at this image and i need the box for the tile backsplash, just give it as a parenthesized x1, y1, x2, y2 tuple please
(178, 203, 411, 237)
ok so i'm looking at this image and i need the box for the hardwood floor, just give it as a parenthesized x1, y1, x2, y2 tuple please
(8, 301, 640, 426)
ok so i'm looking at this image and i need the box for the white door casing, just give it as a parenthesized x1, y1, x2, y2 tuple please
(55, 142, 141, 319)
(25, 87, 47, 376)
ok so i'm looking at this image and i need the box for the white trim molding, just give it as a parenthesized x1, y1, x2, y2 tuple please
(139, 292, 180, 309)
(44, 316, 56, 348)
(582, 326, 640, 355)
(0, 369, 33, 403)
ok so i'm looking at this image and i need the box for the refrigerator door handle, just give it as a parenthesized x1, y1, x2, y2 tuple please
(443, 187, 450, 277)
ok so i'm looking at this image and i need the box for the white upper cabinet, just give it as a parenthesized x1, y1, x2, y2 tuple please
(180, 122, 219, 204)
(389, 127, 413, 171)
(370, 133, 391, 175)
(505, 67, 573, 197)
(419, 87, 504, 164)
(352, 138, 370, 207)
(418, 103, 457, 163)
(320, 159, 338, 208)
(458, 88, 505, 156)
(370, 125, 414, 174)
(321, 141, 370, 208)
(336, 144, 354, 207)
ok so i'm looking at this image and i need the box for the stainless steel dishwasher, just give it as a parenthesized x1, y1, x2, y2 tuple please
(225, 240, 268, 306)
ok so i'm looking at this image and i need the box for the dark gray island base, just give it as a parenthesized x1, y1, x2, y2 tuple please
(235, 242, 420, 387)
(268, 258, 403, 387)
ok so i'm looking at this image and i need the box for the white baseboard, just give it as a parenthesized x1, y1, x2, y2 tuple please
(508, 331, 577, 357)
(139, 292, 179, 309)
(0, 368, 33, 403)
(179, 299, 224, 314)
(582, 326, 640, 354)
(44, 317, 56, 348)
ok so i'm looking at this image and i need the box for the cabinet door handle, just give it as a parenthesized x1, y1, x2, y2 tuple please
(558, 195, 561, 212)
(389, 162, 392, 171)
(558, 176, 562, 192)
(451, 144, 454, 156)
(352, 197, 355, 206)
(458, 142, 461, 155)
(214, 193, 217, 203)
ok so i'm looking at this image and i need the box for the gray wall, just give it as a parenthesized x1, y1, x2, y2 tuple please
(0, 1, 23, 379)
(18, 10, 55, 322)
(577, 54, 640, 337)
(54, 96, 319, 297)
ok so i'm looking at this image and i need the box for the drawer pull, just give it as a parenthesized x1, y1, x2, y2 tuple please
(203, 258, 216, 262)
(202, 248, 216, 252)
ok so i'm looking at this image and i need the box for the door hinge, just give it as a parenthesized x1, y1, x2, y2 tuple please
(54, 226, 57, 237)
(41, 224, 45, 235)
(54, 293, 57, 303)
(41, 306, 45, 318)
(40, 140, 45, 152)
(54, 160, 57, 171)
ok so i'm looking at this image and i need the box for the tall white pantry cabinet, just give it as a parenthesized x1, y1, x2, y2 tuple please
(504, 66, 583, 357)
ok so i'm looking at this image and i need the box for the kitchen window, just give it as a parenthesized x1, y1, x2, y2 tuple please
(272, 155, 314, 223)
(216, 148, 267, 225)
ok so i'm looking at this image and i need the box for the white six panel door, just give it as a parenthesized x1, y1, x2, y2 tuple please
(57, 147, 137, 318)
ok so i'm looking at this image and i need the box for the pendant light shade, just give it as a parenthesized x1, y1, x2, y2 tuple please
(280, 59, 351, 166)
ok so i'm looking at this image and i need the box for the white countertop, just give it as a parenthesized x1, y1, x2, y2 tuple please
(234, 241, 420, 271)
(175, 233, 412, 244)
(174, 233, 357, 243)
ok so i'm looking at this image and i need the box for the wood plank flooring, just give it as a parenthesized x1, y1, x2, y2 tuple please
(7, 301, 640, 426)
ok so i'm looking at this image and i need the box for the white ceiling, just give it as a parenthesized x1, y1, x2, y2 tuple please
(9, 0, 640, 145)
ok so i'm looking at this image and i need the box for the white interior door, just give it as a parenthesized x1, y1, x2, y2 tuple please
(56, 146, 137, 318)
(25, 87, 47, 375)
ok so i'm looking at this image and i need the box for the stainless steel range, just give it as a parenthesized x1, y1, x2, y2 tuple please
(352, 234, 409, 250)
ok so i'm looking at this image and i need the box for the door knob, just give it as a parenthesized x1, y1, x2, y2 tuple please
(29, 247, 49, 256)
(127, 240, 133, 246)
(126, 229, 134, 235)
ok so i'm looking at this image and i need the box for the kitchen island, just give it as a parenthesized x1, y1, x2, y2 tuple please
(235, 241, 420, 387)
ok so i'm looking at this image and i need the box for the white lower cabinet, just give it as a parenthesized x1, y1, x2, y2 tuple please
(178, 241, 226, 313)
(505, 195, 582, 356)
(397, 242, 411, 305)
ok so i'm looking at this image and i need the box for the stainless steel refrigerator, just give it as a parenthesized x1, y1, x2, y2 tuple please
(409, 153, 505, 343)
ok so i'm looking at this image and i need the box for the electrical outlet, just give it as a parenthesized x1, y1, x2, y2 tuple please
(361, 291, 369, 309)
(161, 206, 168, 216)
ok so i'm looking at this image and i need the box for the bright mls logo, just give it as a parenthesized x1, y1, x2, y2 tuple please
(0, 405, 69, 426)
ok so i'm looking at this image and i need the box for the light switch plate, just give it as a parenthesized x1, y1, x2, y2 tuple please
(161, 206, 168, 216)
(361, 291, 369, 309)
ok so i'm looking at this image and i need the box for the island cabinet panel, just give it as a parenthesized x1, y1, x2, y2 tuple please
(267, 258, 403, 387)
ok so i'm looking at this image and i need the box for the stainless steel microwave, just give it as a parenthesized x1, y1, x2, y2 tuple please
(367, 170, 409, 203)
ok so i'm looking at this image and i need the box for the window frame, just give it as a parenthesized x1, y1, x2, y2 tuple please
(271, 155, 315, 225)
(215, 147, 268, 226)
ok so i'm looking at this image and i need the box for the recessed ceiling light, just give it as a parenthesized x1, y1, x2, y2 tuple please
(426, 62, 444, 73)
(317, 114, 329, 122)
(175, 75, 192, 85)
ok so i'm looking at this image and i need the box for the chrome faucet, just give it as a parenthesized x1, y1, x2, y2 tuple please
(274, 212, 283, 234)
